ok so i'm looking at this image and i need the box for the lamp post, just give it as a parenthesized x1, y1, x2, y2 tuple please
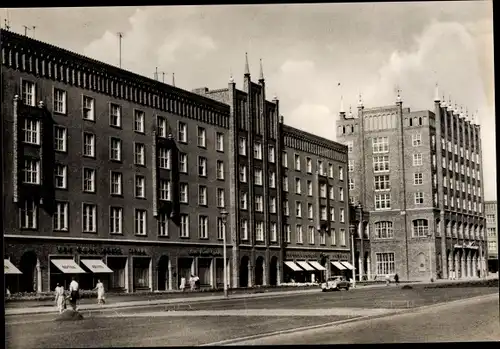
(428, 231, 433, 282)
(349, 224, 357, 289)
(220, 208, 229, 298)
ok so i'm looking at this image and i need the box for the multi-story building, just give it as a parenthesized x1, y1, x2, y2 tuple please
(336, 87, 487, 281)
(2, 30, 351, 292)
(485, 201, 498, 273)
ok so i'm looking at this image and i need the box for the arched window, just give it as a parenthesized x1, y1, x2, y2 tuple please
(342, 126, 345, 134)
(412, 219, 429, 237)
(418, 117, 422, 125)
(351, 125, 354, 133)
(375, 221, 393, 239)
(409, 118, 413, 126)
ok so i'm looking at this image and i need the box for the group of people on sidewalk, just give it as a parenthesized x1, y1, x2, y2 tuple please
(53, 278, 106, 314)
(179, 274, 200, 292)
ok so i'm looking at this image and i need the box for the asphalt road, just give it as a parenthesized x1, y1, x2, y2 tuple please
(5, 285, 498, 348)
(228, 293, 500, 345)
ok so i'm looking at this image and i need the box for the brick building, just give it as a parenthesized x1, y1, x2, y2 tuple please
(336, 87, 487, 281)
(2, 30, 351, 293)
(485, 201, 498, 273)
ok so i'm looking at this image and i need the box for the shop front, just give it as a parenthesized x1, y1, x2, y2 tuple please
(4, 258, 23, 293)
(284, 250, 334, 284)
(179, 247, 231, 290)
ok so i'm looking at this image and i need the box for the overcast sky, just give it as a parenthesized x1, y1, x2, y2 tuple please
(3, 2, 496, 200)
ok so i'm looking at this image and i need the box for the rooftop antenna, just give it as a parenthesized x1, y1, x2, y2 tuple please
(23, 25, 31, 37)
(161, 72, 166, 83)
(172, 72, 175, 87)
(117, 32, 124, 68)
(32, 25, 36, 39)
(4, 18, 10, 30)
(153, 67, 158, 81)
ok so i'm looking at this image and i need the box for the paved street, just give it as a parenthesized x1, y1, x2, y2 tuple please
(227, 292, 500, 345)
(5, 284, 498, 347)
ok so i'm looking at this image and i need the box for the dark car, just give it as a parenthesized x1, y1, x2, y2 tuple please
(321, 275, 350, 291)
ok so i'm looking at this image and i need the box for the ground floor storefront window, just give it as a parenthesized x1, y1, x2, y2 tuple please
(107, 257, 128, 291)
(197, 258, 212, 287)
(177, 257, 194, 288)
(376, 252, 395, 276)
(132, 257, 151, 291)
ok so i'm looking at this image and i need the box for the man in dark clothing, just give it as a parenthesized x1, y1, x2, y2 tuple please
(394, 273, 399, 285)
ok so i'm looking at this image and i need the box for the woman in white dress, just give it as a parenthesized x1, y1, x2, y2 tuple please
(94, 279, 105, 305)
(54, 283, 65, 314)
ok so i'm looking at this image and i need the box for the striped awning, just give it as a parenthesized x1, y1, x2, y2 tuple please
(296, 261, 315, 271)
(341, 261, 355, 270)
(51, 259, 86, 274)
(284, 261, 303, 272)
(4, 259, 22, 274)
(331, 261, 346, 270)
(308, 261, 327, 271)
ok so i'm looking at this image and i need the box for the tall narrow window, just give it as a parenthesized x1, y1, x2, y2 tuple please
(134, 110, 145, 133)
(110, 103, 121, 127)
(23, 119, 40, 145)
(82, 96, 95, 120)
(135, 209, 147, 235)
(82, 203, 97, 233)
(54, 126, 67, 152)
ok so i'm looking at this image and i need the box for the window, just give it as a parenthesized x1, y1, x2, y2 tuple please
(331, 228, 336, 245)
(158, 148, 171, 169)
(329, 186, 334, 200)
(216, 132, 224, 152)
(54, 164, 67, 189)
(21, 80, 35, 106)
(284, 200, 289, 216)
(340, 208, 345, 223)
(375, 221, 393, 238)
(217, 217, 225, 240)
(339, 187, 344, 201)
(486, 214, 495, 224)
(199, 216, 209, 239)
(283, 176, 289, 192)
(110, 138, 122, 161)
(134, 143, 145, 165)
(178, 122, 187, 143)
(375, 193, 391, 210)
(241, 219, 249, 240)
(296, 201, 302, 217)
(372, 137, 389, 153)
(306, 157, 312, 173)
(239, 137, 247, 155)
(307, 181, 313, 196)
(255, 195, 263, 212)
(157, 116, 167, 138)
(134, 110, 145, 133)
(23, 159, 40, 184)
(240, 192, 248, 209)
(83, 168, 95, 192)
(376, 253, 395, 275)
(20, 199, 37, 229)
(23, 119, 40, 145)
(83, 133, 95, 157)
(413, 219, 429, 237)
(330, 207, 335, 221)
(320, 183, 327, 197)
(349, 178, 355, 190)
(197, 127, 206, 147)
(256, 222, 264, 241)
(414, 173, 423, 185)
(346, 141, 353, 153)
(282, 152, 288, 167)
(285, 224, 291, 243)
(308, 203, 313, 219)
(270, 223, 277, 242)
(180, 214, 189, 237)
(296, 225, 303, 243)
(82, 203, 97, 233)
(53, 202, 68, 231)
(110, 103, 121, 127)
(329, 163, 334, 178)
(135, 175, 145, 198)
(320, 230, 326, 245)
(52, 126, 67, 152)
(339, 167, 344, 180)
(269, 171, 276, 188)
(179, 153, 188, 173)
(412, 133, 422, 147)
(198, 185, 207, 205)
(413, 153, 423, 166)
(198, 157, 207, 176)
(269, 145, 275, 163)
(309, 226, 315, 244)
(254, 142, 262, 159)
(254, 169, 263, 185)
(135, 209, 147, 235)
(110, 172, 122, 195)
(295, 178, 301, 194)
(269, 197, 276, 213)
(339, 228, 346, 246)
(295, 154, 301, 170)
(239, 165, 247, 183)
(158, 213, 168, 236)
(348, 160, 354, 172)
(320, 206, 327, 220)
(216, 160, 225, 180)
(159, 180, 171, 201)
(110, 207, 123, 234)
(82, 96, 95, 120)
(180, 183, 188, 203)
(374, 175, 390, 191)
(53, 88, 67, 113)
(373, 155, 390, 172)
(217, 188, 225, 207)
(318, 160, 324, 175)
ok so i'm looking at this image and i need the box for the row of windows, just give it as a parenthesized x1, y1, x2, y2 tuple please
(439, 222, 485, 239)
(443, 176, 482, 197)
(281, 177, 345, 199)
(440, 137, 481, 164)
(281, 224, 347, 246)
(281, 150, 344, 179)
(441, 157, 482, 180)
(373, 220, 430, 239)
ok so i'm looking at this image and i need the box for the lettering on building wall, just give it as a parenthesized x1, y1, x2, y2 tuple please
(56, 246, 123, 255)
(187, 248, 222, 257)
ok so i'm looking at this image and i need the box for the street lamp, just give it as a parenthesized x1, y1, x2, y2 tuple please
(220, 208, 229, 298)
(428, 231, 433, 282)
(349, 224, 357, 289)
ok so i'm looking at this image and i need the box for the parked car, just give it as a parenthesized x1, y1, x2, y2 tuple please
(321, 276, 350, 291)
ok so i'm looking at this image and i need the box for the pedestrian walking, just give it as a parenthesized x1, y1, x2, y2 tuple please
(180, 277, 186, 292)
(93, 279, 106, 305)
(385, 274, 391, 286)
(6, 287, 11, 298)
(54, 283, 65, 314)
(394, 273, 399, 285)
(194, 275, 200, 290)
(69, 277, 80, 311)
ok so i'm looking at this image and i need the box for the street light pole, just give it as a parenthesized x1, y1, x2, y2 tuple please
(428, 231, 433, 282)
(350, 224, 356, 289)
(220, 209, 229, 298)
